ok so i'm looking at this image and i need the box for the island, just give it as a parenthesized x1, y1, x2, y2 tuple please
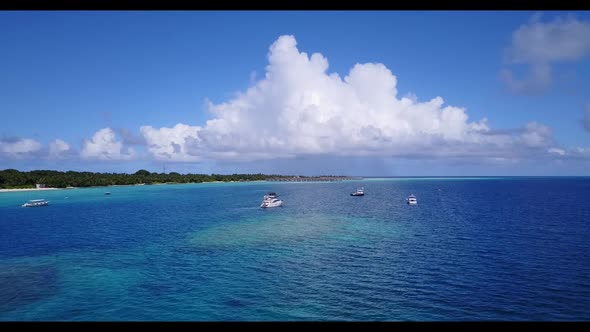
(0, 169, 361, 189)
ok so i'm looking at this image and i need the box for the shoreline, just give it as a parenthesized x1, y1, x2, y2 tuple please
(0, 181, 269, 193)
(0, 187, 62, 193)
(0, 178, 359, 193)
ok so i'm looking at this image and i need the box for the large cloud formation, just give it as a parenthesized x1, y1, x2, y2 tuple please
(141, 35, 558, 163)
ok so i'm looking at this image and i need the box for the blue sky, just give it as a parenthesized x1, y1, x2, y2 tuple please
(1, 11, 590, 175)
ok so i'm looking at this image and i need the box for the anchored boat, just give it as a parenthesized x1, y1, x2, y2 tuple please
(22, 199, 49, 207)
(350, 187, 365, 196)
(406, 194, 417, 205)
(260, 192, 283, 208)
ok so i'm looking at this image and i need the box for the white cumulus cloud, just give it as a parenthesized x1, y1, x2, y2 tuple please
(48, 139, 72, 158)
(80, 128, 135, 160)
(140, 35, 566, 163)
(140, 123, 201, 162)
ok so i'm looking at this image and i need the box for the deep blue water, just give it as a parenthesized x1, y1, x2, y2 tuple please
(0, 178, 589, 321)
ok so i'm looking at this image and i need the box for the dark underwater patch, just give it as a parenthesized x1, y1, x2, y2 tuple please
(0, 263, 59, 313)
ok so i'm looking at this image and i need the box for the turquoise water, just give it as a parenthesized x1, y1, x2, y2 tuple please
(1, 178, 589, 320)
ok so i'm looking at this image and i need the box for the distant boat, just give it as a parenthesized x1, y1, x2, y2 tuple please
(406, 194, 417, 205)
(350, 187, 365, 196)
(260, 192, 283, 208)
(22, 199, 49, 207)
(105, 192, 111, 195)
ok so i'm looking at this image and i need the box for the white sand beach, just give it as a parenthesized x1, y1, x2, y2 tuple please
(0, 188, 62, 193)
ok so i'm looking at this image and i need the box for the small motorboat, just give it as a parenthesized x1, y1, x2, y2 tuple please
(406, 194, 417, 205)
(105, 192, 111, 195)
(22, 199, 49, 207)
(350, 187, 364, 196)
(260, 192, 283, 208)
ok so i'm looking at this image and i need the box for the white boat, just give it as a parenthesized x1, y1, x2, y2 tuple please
(260, 192, 283, 208)
(350, 187, 365, 196)
(22, 199, 49, 207)
(406, 194, 417, 205)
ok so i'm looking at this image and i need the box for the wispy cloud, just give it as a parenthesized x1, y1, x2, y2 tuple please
(548, 147, 566, 156)
(0, 137, 42, 159)
(0, 136, 75, 160)
(583, 103, 590, 133)
(500, 13, 590, 94)
(546, 146, 590, 161)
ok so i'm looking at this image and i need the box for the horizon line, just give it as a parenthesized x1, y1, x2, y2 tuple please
(2, 169, 590, 178)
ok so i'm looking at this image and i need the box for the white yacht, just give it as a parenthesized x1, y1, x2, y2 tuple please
(406, 194, 417, 205)
(22, 199, 49, 207)
(350, 187, 365, 196)
(260, 192, 283, 208)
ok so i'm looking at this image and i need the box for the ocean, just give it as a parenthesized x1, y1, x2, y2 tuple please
(0, 177, 589, 321)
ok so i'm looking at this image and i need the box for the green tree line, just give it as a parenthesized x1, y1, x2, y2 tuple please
(0, 169, 284, 189)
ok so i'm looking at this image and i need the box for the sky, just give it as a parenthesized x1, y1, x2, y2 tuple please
(1, 11, 590, 176)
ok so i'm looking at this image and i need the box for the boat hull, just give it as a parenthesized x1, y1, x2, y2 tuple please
(22, 202, 49, 207)
(261, 200, 283, 208)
